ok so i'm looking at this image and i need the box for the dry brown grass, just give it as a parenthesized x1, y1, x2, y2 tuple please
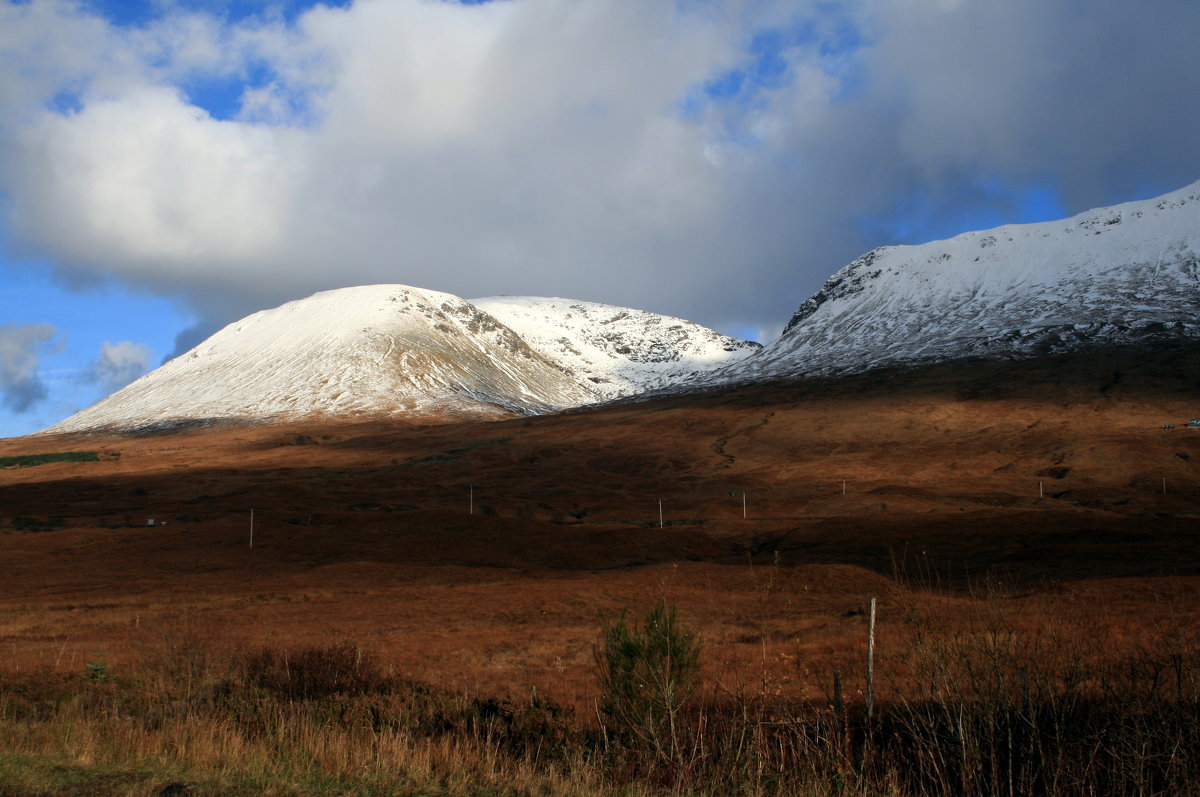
(1, 345, 1198, 793)
(1, 591, 1196, 796)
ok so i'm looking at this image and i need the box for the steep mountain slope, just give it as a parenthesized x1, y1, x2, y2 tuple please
(45, 286, 757, 434)
(715, 180, 1200, 382)
(471, 296, 760, 400)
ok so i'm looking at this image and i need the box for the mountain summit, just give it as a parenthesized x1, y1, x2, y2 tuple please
(472, 296, 760, 400)
(714, 180, 1200, 383)
(46, 286, 758, 434)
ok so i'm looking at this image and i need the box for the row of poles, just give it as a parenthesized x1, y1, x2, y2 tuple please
(238, 474, 1179, 547)
(243, 501, 885, 716)
(457, 472, 1181, 525)
(246, 511, 883, 720)
(243, 505, 895, 722)
(238, 486, 756, 546)
(246, 505, 893, 715)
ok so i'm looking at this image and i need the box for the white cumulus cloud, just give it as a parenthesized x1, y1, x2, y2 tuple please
(0, 0, 1196, 344)
(89, 339, 153, 393)
(0, 322, 58, 412)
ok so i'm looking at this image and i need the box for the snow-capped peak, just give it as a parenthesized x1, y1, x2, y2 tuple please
(471, 296, 760, 400)
(45, 285, 758, 434)
(716, 179, 1200, 382)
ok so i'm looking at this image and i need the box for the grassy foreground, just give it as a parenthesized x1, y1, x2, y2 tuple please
(2, 588, 1198, 797)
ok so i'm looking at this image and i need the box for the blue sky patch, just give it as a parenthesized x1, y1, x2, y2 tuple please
(683, 5, 868, 125)
(48, 90, 85, 116)
(0, 263, 193, 437)
(182, 59, 276, 121)
(81, 0, 353, 28)
(857, 178, 1070, 247)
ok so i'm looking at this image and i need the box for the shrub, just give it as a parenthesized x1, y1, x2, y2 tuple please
(241, 642, 384, 700)
(460, 693, 577, 760)
(596, 601, 700, 764)
(85, 654, 109, 683)
(11, 516, 66, 532)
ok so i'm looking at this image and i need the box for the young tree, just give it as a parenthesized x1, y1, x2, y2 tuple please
(596, 601, 701, 765)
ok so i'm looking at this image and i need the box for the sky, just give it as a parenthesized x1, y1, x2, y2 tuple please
(0, 0, 1198, 437)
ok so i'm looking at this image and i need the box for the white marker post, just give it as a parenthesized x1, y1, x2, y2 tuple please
(1039, 481, 1044, 498)
(658, 498, 663, 528)
(249, 508, 255, 549)
(469, 482, 475, 515)
(866, 596, 877, 721)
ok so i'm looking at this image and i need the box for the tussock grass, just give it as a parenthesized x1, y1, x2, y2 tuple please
(1, 595, 1197, 796)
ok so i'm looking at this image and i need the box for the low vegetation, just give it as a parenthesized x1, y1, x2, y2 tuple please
(1, 596, 1196, 796)
(597, 601, 701, 771)
(9, 516, 67, 532)
(0, 451, 102, 469)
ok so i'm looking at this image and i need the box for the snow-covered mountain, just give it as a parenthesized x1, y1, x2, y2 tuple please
(712, 179, 1200, 382)
(41, 181, 1200, 436)
(46, 285, 757, 434)
(472, 297, 760, 400)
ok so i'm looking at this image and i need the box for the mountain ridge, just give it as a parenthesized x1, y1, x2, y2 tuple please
(705, 179, 1199, 384)
(39, 179, 1200, 436)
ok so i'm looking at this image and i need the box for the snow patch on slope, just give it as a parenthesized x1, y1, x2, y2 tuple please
(471, 296, 760, 399)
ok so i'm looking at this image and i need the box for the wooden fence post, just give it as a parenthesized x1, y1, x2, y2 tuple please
(866, 596, 876, 721)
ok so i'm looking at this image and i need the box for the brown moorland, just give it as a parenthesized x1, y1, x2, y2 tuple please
(1, 342, 1198, 794)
